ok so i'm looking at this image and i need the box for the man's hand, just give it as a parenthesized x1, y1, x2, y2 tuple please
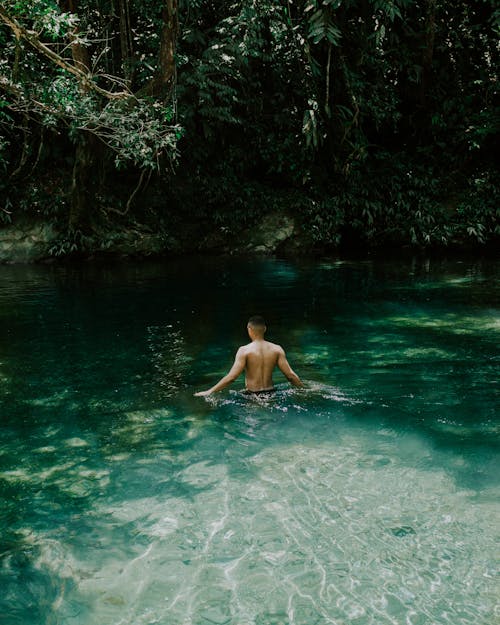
(194, 390, 212, 397)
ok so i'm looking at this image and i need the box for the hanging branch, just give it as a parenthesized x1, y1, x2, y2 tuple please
(325, 42, 332, 117)
(27, 127, 45, 179)
(105, 168, 150, 216)
(9, 114, 30, 178)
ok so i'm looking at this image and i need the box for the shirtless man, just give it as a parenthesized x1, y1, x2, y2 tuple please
(194, 316, 304, 397)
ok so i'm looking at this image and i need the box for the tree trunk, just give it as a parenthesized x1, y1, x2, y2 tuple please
(134, 0, 178, 99)
(61, 0, 95, 232)
(65, 0, 91, 73)
(69, 137, 94, 231)
(420, 0, 437, 106)
(118, 0, 134, 83)
(157, 0, 178, 94)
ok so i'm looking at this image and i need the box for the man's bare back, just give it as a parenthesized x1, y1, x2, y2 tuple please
(238, 340, 296, 391)
(194, 316, 304, 397)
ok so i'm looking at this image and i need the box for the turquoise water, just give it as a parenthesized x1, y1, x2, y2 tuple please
(0, 257, 498, 625)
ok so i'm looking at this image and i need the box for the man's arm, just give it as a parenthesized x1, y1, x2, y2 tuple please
(194, 347, 246, 396)
(277, 347, 304, 388)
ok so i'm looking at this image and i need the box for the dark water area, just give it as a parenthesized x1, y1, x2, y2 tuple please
(0, 257, 498, 625)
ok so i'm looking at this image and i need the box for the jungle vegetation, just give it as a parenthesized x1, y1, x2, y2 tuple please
(0, 1, 498, 254)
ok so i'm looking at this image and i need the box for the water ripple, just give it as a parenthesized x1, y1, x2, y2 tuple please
(2, 431, 495, 625)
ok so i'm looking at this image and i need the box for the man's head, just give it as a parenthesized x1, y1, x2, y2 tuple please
(247, 315, 266, 339)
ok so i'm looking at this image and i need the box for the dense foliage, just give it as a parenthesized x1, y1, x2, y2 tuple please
(0, 0, 498, 254)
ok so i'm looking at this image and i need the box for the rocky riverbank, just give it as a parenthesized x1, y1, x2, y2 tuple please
(0, 212, 299, 263)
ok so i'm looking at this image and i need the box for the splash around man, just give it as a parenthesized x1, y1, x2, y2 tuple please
(194, 316, 304, 397)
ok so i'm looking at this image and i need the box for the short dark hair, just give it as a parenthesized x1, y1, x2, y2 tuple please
(248, 315, 266, 328)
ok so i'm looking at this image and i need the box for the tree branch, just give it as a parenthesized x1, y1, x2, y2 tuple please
(0, 6, 131, 101)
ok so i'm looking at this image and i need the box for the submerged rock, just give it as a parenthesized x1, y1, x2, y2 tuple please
(390, 525, 416, 537)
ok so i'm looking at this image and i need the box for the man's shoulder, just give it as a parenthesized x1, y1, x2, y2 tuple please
(240, 341, 282, 352)
(265, 340, 284, 353)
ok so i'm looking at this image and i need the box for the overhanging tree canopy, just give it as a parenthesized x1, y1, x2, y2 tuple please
(0, 1, 498, 249)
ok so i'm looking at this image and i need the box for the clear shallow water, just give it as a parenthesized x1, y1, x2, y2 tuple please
(0, 257, 498, 625)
